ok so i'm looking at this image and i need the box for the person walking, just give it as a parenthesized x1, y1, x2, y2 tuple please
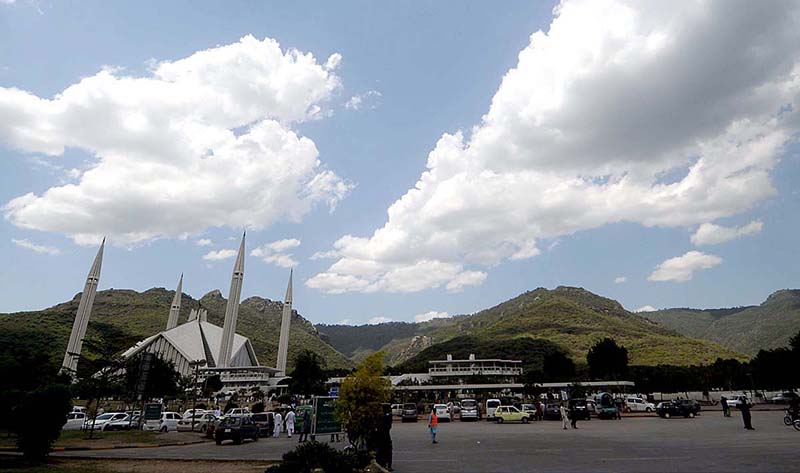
(569, 403, 579, 429)
(720, 396, 730, 417)
(376, 404, 394, 471)
(285, 409, 296, 438)
(739, 398, 755, 430)
(273, 411, 283, 438)
(560, 404, 571, 430)
(298, 409, 311, 443)
(428, 408, 439, 444)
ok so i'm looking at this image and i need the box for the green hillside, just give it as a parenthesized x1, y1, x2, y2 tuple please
(0, 288, 353, 377)
(319, 286, 745, 367)
(642, 289, 800, 355)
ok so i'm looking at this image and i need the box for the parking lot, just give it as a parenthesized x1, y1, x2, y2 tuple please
(50, 410, 800, 472)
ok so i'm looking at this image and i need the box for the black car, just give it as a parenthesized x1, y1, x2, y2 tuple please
(251, 412, 274, 437)
(401, 403, 418, 423)
(214, 415, 260, 445)
(568, 399, 591, 420)
(543, 403, 562, 420)
(656, 401, 697, 419)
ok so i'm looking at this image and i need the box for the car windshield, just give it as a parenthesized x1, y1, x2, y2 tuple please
(403, 404, 416, 410)
(462, 401, 477, 408)
(96, 414, 114, 420)
(220, 417, 241, 426)
(487, 400, 500, 408)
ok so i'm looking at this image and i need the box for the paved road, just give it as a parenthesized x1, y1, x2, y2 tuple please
(56, 411, 800, 472)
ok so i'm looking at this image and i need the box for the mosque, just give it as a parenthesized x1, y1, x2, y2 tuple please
(60, 233, 295, 394)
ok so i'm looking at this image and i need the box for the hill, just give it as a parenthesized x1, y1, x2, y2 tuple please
(641, 289, 800, 355)
(317, 286, 744, 367)
(0, 288, 353, 377)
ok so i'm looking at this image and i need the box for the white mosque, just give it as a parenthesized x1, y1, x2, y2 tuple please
(61, 232, 295, 394)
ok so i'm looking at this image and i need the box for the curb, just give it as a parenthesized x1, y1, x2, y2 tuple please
(0, 439, 209, 453)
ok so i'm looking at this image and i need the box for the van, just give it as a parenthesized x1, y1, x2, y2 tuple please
(460, 399, 481, 421)
(485, 399, 501, 420)
(401, 403, 418, 422)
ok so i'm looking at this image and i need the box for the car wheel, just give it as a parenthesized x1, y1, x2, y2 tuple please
(784, 416, 793, 426)
(688, 412, 695, 418)
(646, 407, 652, 413)
(522, 417, 529, 424)
(496, 417, 503, 424)
(664, 412, 671, 419)
(160, 426, 167, 433)
(201, 424, 207, 432)
(793, 420, 800, 432)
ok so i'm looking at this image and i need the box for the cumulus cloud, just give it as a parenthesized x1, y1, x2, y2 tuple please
(12, 238, 60, 255)
(309, 0, 800, 294)
(1, 35, 350, 246)
(202, 249, 236, 261)
(195, 238, 213, 247)
(345, 90, 382, 111)
(636, 305, 657, 313)
(414, 311, 451, 323)
(614, 276, 627, 284)
(250, 238, 300, 268)
(367, 316, 392, 325)
(648, 251, 722, 282)
(691, 220, 764, 246)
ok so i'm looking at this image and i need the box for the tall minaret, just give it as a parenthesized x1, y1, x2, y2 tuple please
(218, 232, 245, 367)
(165, 274, 183, 330)
(60, 238, 105, 377)
(276, 269, 293, 375)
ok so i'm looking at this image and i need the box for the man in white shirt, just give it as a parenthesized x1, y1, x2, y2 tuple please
(273, 412, 283, 438)
(285, 409, 296, 438)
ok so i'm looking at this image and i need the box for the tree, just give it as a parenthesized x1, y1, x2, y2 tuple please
(10, 383, 72, 462)
(542, 352, 575, 382)
(204, 375, 223, 397)
(335, 352, 392, 451)
(289, 350, 328, 396)
(123, 353, 180, 400)
(587, 338, 628, 380)
(568, 382, 587, 399)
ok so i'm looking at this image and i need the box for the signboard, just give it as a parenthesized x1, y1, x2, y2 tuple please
(295, 404, 313, 433)
(144, 402, 162, 421)
(311, 396, 342, 437)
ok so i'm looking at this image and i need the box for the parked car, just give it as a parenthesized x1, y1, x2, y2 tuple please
(401, 403, 418, 422)
(656, 401, 697, 419)
(771, 392, 799, 404)
(460, 399, 481, 421)
(182, 408, 209, 419)
(447, 401, 461, 415)
(250, 412, 274, 437)
(494, 405, 531, 424)
(521, 403, 538, 419)
(63, 412, 87, 430)
(177, 412, 218, 433)
(595, 393, 620, 419)
(84, 412, 128, 431)
(543, 403, 562, 420)
(625, 396, 656, 412)
(678, 399, 701, 414)
(432, 404, 451, 422)
(105, 414, 142, 431)
(143, 411, 182, 432)
(485, 399, 502, 420)
(391, 404, 403, 417)
(71, 406, 87, 414)
(215, 415, 259, 445)
(226, 407, 251, 417)
(568, 398, 591, 420)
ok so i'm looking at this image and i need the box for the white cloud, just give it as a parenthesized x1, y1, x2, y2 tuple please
(648, 251, 722, 283)
(636, 305, 657, 313)
(12, 238, 60, 255)
(1, 35, 351, 246)
(691, 220, 764, 246)
(202, 249, 236, 261)
(614, 276, 627, 284)
(345, 90, 382, 111)
(250, 238, 300, 268)
(195, 238, 213, 247)
(414, 311, 451, 323)
(309, 1, 800, 294)
(337, 318, 353, 325)
(310, 250, 339, 260)
(367, 316, 392, 325)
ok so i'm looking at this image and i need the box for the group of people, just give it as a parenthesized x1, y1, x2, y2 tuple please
(263, 407, 312, 441)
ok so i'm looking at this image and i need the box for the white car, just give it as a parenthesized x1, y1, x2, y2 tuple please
(84, 412, 128, 431)
(726, 395, 750, 408)
(182, 408, 210, 419)
(143, 411, 182, 432)
(71, 406, 87, 414)
(177, 412, 217, 432)
(625, 397, 656, 412)
(486, 399, 501, 420)
(433, 404, 451, 422)
(226, 407, 251, 417)
(63, 412, 87, 430)
(391, 404, 403, 417)
(105, 414, 141, 431)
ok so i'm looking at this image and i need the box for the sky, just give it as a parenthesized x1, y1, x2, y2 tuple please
(1, 0, 799, 325)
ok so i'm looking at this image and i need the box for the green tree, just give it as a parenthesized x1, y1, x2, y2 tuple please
(543, 352, 575, 382)
(568, 382, 587, 399)
(10, 383, 72, 462)
(289, 350, 329, 396)
(587, 338, 628, 380)
(123, 353, 180, 400)
(335, 352, 392, 451)
(204, 374, 223, 397)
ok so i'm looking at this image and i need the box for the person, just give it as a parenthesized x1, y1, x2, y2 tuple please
(214, 405, 222, 417)
(428, 408, 439, 444)
(560, 404, 571, 430)
(720, 396, 730, 417)
(376, 404, 394, 471)
(788, 396, 800, 421)
(273, 411, 283, 438)
(298, 409, 311, 443)
(739, 397, 754, 430)
(285, 408, 296, 438)
(569, 403, 578, 429)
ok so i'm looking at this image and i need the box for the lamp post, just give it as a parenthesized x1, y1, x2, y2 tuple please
(189, 360, 207, 432)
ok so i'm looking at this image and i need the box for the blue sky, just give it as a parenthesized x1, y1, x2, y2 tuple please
(1, 0, 799, 324)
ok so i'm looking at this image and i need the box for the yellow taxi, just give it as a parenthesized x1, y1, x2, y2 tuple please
(494, 405, 531, 424)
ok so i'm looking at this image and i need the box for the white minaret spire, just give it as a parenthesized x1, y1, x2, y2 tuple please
(60, 237, 105, 377)
(218, 232, 246, 367)
(165, 273, 183, 330)
(276, 269, 293, 375)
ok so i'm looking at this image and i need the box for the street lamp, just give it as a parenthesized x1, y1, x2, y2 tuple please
(189, 360, 207, 432)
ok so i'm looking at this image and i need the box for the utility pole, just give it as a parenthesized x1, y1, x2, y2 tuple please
(189, 360, 207, 432)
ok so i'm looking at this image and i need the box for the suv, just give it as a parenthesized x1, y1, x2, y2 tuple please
(656, 401, 697, 419)
(401, 403, 418, 422)
(494, 405, 531, 423)
(433, 404, 451, 422)
(460, 399, 481, 421)
(214, 415, 259, 445)
(250, 412, 274, 437)
(391, 404, 403, 417)
(568, 399, 591, 420)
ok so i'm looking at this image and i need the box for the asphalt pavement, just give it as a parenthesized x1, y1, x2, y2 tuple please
(54, 411, 800, 472)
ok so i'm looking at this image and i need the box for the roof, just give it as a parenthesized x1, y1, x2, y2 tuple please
(429, 359, 522, 364)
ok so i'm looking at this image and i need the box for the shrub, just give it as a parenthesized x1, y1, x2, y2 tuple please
(11, 383, 72, 462)
(264, 441, 362, 473)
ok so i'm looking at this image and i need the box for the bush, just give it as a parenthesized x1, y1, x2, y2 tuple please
(10, 383, 72, 462)
(265, 441, 362, 473)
